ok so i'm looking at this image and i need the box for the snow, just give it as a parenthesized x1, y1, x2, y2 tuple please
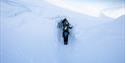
(46, 0, 125, 19)
(0, 0, 125, 63)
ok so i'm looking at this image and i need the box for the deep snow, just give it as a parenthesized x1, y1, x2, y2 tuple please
(0, 0, 125, 63)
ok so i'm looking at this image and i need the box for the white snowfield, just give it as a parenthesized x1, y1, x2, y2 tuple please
(0, 0, 125, 63)
(46, 0, 125, 19)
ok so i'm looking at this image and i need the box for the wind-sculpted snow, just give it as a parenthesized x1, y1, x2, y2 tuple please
(0, 0, 30, 17)
(0, 0, 124, 63)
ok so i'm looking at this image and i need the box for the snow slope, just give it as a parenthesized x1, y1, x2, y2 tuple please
(0, 0, 125, 63)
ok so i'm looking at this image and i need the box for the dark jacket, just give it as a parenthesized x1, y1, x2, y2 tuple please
(62, 18, 72, 32)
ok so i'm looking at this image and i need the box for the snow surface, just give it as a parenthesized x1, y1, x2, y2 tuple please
(46, 0, 125, 19)
(0, 0, 125, 63)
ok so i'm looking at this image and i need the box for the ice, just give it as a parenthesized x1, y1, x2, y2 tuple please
(0, 0, 125, 63)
